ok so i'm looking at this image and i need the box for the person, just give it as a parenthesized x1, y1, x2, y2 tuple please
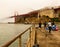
(48, 21, 52, 33)
(39, 21, 42, 28)
(52, 24, 56, 30)
(52, 21, 55, 26)
(52, 21, 56, 30)
(44, 21, 47, 28)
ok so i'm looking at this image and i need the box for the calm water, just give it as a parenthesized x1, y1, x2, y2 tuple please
(0, 24, 31, 47)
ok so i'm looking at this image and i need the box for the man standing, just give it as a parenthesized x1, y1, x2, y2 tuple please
(48, 21, 52, 33)
(44, 21, 47, 28)
(39, 21, 42, 28)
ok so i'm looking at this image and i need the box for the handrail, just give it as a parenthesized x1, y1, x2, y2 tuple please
(1, 25, 32, 47)
(33, 25, 39, 47)
(26, 24, 36, 47)
(26, 24, 38, 47)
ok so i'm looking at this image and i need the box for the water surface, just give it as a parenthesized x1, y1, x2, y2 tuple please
(0, 24, 31, 47)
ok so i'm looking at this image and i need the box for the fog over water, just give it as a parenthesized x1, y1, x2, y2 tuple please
(0, 0, 60, 22)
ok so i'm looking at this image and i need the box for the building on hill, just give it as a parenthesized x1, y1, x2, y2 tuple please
(39, 6, 60, 18)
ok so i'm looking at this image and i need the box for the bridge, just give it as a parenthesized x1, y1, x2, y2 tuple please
(0, 10, 39, 23)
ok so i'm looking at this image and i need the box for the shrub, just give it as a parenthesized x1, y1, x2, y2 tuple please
(50, 18, 60, 22)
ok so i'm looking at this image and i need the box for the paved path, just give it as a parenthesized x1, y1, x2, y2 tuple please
(36, 28, 60, 47)
(27, 24, 60, 47)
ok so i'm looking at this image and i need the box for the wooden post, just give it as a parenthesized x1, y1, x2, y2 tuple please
(29, 27, 32, 47)
(29, 28, 31, 39)
(18, 36, 21, 47)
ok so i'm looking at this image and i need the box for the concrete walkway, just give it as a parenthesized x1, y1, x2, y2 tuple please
(36, 28, 60, 47)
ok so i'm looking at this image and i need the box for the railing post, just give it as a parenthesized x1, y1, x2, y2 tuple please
(18, 36, 21, 47)
(32, 24, 40, 47)
(30, 27, 32, 38)
(29, 27, 32, 47)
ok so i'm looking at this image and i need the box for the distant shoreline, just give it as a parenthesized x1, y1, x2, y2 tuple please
(0, 22, 14, 24)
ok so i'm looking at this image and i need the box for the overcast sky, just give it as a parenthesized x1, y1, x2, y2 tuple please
(0, 0, 60, 22)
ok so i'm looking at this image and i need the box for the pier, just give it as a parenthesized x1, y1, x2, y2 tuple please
(27, 26, 60, 47)
(0, 24, 60, 47)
